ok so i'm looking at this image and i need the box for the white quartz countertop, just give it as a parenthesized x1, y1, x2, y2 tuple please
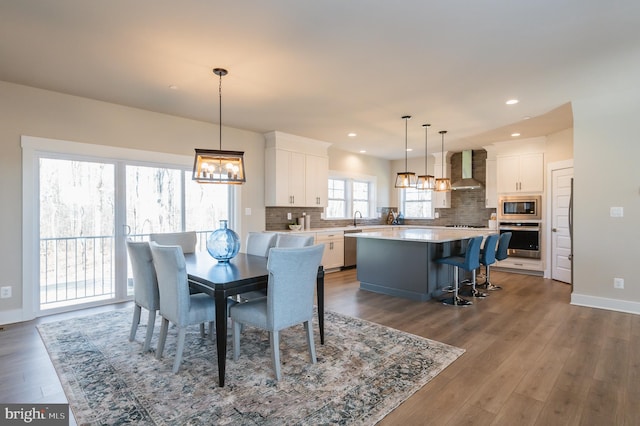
(344, 227, 494, 243)
(283, 224, 491, 233)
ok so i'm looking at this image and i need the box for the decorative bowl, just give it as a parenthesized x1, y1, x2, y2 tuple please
(289, 224, 302, 231)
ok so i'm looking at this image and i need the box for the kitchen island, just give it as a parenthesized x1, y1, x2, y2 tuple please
(346, 227, 492, 301)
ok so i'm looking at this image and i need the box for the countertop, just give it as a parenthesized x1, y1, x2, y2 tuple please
(344, 227, 493, 243)
(282, 224, 492, 234)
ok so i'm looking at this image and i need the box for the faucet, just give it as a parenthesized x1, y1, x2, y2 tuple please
(353, 210, 363, 227)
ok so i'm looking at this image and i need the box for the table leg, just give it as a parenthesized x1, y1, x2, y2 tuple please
(317, 266, 325, 345)
(214, 292, 228, 387)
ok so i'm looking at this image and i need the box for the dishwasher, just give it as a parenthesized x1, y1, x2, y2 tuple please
(343, 228, 362, 268)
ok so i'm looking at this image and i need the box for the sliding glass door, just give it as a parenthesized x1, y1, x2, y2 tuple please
(38, 156, 231, 313)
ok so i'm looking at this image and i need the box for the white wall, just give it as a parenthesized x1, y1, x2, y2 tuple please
(328, 146, 391, 208)
(0, 81, 266, 321)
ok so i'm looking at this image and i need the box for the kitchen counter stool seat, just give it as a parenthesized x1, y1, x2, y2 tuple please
(436, 236, 483, 306)
(479, 232, 512, 290)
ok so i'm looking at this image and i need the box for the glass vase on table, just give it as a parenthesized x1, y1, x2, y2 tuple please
(206, 220, 240, 262)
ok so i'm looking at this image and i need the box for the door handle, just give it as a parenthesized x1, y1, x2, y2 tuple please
(552, 228, 557, 232)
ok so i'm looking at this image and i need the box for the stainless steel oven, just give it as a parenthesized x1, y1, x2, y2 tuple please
(498, 195, 542, 221)
(499, 221, 541, 259)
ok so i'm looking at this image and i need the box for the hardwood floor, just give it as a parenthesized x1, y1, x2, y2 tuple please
(1, 269, 639, 425)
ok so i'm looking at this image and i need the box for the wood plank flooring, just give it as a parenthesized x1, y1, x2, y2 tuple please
(1, 269, 639, 425)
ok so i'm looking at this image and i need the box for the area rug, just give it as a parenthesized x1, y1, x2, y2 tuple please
(37, 309, 464, 425)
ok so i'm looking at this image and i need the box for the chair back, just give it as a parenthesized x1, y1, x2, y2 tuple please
(480, 234, 500, 266)
(246, 232, 277, 257)
(275, 233, 315, 248)
(266, 245, 324, 329)
(496, 232, 512, 261)
(126, 240, 159, 311)
(462, 236, 483, 271)
(149, 242, 192, 327)
(149, 231, 197, 254)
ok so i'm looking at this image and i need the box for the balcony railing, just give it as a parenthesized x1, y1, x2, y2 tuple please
(39, 231, 213, 310)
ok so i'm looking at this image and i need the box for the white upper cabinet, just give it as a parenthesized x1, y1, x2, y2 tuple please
(485, 158, 498, 208)
(305, 154, 329, 207)
(264, 131, 331, 207)
(497, 152, 543, 193)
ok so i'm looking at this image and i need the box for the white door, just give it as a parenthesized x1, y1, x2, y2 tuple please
(551, 167, 573, 283)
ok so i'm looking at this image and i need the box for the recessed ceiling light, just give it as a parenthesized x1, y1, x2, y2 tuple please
(511, 132, 521, 137)
(169, 85, 179, 90)
(406, 148, 413, 152)
(506, 99, 519, 105)
(348, 132, 357, 137)
(359, 150, 366, 153)
(523, 116, 531, 120)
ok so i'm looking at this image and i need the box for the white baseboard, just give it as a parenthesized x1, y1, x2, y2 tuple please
(571, 293, 640, 315)
(0, 309, 27, 326)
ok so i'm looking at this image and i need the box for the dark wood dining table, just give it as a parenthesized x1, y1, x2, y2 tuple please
(184, 252, 325, 387)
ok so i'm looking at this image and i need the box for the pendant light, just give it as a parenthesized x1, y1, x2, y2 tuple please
(192, 68, 246, 184)
(434, 130, 451, 192)
(416, 123, 435, 190)
(394, 115, 417, 188)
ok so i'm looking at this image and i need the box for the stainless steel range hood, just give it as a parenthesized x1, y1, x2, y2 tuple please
(451, 150, 484, 190)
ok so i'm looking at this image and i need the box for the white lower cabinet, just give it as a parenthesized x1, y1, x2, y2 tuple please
(315, 231, 344, 270)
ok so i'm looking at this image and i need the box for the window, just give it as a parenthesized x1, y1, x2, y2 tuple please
(327, 178, 346, 219)
(401, 187, 434, 219)
(326, 175, 375, 219)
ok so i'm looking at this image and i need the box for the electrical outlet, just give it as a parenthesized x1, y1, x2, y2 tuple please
(287, 212, 292, 220)
(614, 278, 624, 289)
(0, 286, 11, 299)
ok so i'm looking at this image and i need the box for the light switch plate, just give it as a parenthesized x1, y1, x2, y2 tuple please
(0, 286, 11, 298)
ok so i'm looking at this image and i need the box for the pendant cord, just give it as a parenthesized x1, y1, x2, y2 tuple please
(218, 72, 222, 151)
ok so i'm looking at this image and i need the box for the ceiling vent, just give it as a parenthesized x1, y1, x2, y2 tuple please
(451, 150, 484, 190)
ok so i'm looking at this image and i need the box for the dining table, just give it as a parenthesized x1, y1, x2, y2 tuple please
(184, 251, 325, 387)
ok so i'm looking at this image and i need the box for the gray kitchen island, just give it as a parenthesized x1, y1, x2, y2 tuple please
(347, 228, 492, 301)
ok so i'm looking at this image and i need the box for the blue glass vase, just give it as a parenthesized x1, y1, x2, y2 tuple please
(206, 220, 240, 263)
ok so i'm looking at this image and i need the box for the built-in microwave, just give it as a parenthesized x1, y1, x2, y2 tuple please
(498, 195, 542, 221)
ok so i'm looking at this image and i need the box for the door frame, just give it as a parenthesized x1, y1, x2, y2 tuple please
(544, 159, 573, 280)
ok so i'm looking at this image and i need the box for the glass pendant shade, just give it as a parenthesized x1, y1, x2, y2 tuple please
(395, 172, 417, 188)
(395, 115, 417, 189)
(192, 149, 246, 184)
(434, 177, 452, 192)
(192, 68, 246, 184)
(435, 130, 451, 192)
(206, 220, 240, 262)
(417, 123, 435, 190)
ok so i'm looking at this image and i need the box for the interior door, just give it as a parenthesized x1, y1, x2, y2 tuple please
(551, 167, 573, 283)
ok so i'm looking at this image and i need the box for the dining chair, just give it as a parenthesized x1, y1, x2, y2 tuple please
(246, 232, 277, 257)
(126, 240, 159, 352)
(149, 241, 217, 373)
(240, 232, 278, 301)
(149, 231, 197, 254)
(230, 244, 324, 380)
(275, 233, 315, 248)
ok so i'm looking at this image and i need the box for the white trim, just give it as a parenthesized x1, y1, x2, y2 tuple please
(544, 159, 573, 280)
(0, 309, 25, 326)
(571, 293, 640, 316)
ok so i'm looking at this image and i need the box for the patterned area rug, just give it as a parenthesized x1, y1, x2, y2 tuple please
(38, 309, 464, 425)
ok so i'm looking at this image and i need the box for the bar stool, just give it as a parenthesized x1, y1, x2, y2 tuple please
(480, 232, 511, 290)
(436, 236, 483, 306)
(467, 233, 499, 297)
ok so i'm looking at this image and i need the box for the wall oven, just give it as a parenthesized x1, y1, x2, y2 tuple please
(498, 195, 542, 221)
(499, 221, 541, 259)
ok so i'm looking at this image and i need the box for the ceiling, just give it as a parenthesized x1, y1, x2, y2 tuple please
(1, 1, 638, 159)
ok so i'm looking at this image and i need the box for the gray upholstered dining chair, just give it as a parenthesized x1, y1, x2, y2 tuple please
(149, 241, 217, 373)
(275, 233, 315, 248)
(126, 240, 160, 352)
(230, 244, 324, 380)
(240, 232, 278, 301)
(149, 231, 197, 254)
(246, 232, 278, 257)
